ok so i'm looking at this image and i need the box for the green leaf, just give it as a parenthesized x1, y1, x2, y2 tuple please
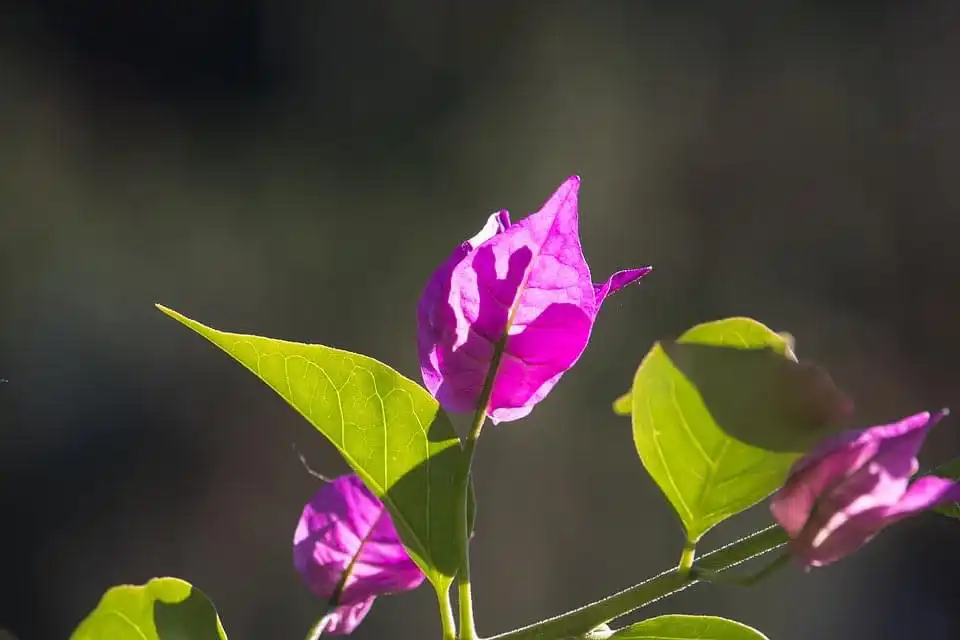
(157, 306, 469, 592)
(70, 577, 227, 640)
(612, 392, 631, 416)
(609, 615, 768, 639)
(630, 317, 851, 542)
(932, 458, 960, 519)
(614, 332, 812, 423)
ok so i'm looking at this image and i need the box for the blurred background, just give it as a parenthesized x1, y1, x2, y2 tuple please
(2, 1, 960, 638)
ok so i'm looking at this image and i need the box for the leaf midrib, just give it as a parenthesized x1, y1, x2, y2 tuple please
(242, 341, 441, 584)
(159, 307, 451, 585)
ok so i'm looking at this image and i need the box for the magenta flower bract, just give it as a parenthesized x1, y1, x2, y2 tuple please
(417, 176, 651, 422)
(770, 410, 960, 569)
(293, 474, 425, 635)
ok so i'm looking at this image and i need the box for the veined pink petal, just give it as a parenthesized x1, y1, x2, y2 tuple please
(417, 211, 512, 413)
(417, 176, 651, 421)
(322, 597, 375, 635)
(293, 474, 424, 633)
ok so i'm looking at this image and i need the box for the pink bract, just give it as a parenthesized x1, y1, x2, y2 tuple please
(417, 176, 651, 422)
(293, 474, 424, 634)
(770, 410, 960, 568)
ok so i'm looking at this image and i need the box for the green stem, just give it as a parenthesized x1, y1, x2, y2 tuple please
(458, 337, 507, 640)
(489, 525, 789, 640)
(457, 445, 479, 640)
(676, 540, 696, 577)
(691, 549, 792, 588)
(304, 617, 328, 640)
(304, 607, 335, 640)
(464, 336, 507, 466)
(438, 586, 458, 640)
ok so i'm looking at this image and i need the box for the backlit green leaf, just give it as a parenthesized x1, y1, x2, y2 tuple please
(630, 317, 850, 542)
(70, 577, 227, 640)
(613, 392, 631, 416)
(610, 614, 768, 640)
(157, 305, 469, 592)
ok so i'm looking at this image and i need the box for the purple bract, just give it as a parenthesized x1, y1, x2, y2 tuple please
(770, 410, 960, 568)
(417, 176, 651, 422)
(293, 474, 424, 634)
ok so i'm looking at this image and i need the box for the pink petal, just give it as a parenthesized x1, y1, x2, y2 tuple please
(795, 459, 912, 566)
(883, 475, 960, 521)
(771, 436, 878, 537)
(293, 475, 424, 607)
(417, 176, 650, 421)
(772, 410, 950, 568)
(791, 507, 888, 568)
(865, 410, 942, 461)
(416, 211, 511, 412)
(594, 268, 653, 309)
(770, 411, 941, 537)
(323, 597, 376, 635)
(792, 477, 960, 568)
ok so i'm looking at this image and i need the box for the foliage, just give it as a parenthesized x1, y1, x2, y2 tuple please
(66, 178, 960, 640)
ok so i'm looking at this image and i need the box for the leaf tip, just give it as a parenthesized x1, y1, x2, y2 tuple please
(155, 303, 180, 320)
(155, 304, 208, 335)
(613, 391, 632, 416)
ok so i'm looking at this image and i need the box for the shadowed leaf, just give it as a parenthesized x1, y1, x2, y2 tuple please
(70, 577, 227, 640)
(629, 317, 851, 542)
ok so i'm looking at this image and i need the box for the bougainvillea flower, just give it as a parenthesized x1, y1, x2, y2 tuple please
(770, 410, 960, 569)
(293, 474, 424, 634)
(417, 176, 651, 422)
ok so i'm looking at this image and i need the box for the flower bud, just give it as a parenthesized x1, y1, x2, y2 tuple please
(771, 410, 960, 568)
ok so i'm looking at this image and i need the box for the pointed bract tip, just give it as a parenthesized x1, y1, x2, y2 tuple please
(553, 175, 581, 195)
(551, 174, 580, 198)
